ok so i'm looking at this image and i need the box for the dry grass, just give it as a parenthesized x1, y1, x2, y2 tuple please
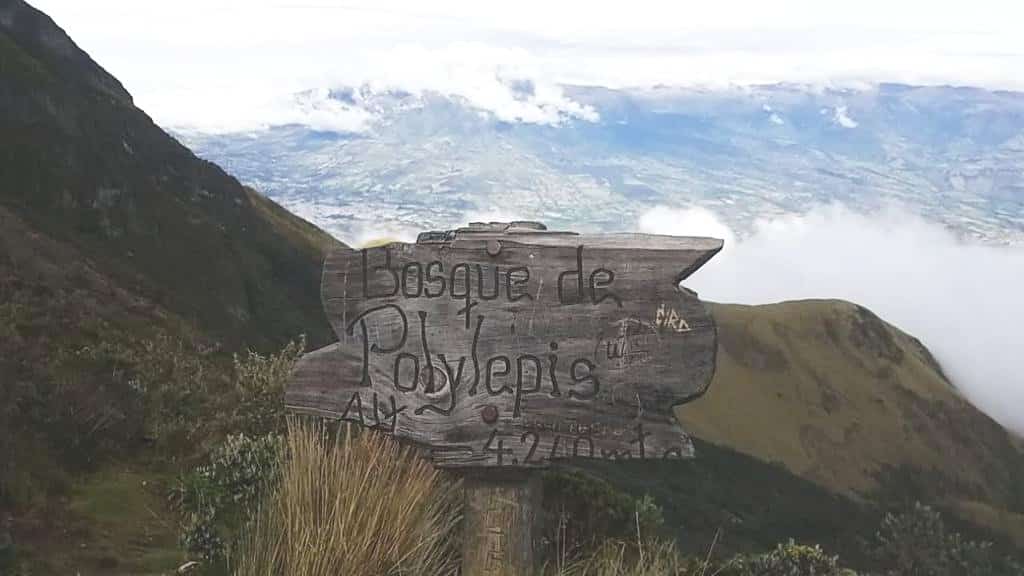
(548, 514, 722, 576)
(231, 418, 461, 576)
(554, 539, 698, 576)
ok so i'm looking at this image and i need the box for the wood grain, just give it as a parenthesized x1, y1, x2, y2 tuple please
(461, 470, 542, 576)
(287, 222, 723, 468)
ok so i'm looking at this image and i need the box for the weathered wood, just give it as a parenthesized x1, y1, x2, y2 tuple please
(461, 470, 541, 576)
(287, 221, 723, 467)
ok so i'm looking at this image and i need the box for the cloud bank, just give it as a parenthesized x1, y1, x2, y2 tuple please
(30, 0, 1024, 134)
(639, 204, 1024, 436)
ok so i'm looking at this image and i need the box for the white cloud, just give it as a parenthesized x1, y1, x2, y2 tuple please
(289, 89, 376, 133)
(461, 208, 530, 226)
(28, 0, 1024, 133)
(154, 87, 376, 135)
(362, 43, 599, 126)
(638, 205, 737, 248)
(639, 204, 1024, 436)
(833, 105, 858, 128)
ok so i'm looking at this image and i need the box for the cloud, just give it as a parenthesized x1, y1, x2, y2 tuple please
(833, 105, 858, 128)
(29, 0, 1024, 134)
(288, 89, 377, 133)
(638, 206, 737, 248)
(639, 204, 1024, 436)
(461, 208, 530, 226)
(361, 43, 599, 126)
(127, 42, 600, 133)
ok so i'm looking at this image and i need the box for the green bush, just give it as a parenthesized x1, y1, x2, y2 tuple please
(174, 433, 284, 566)
(228, 336, 305, 436)
(870, 502, 1023, 576)
(543, 468, 666, 565)
(723, 540, 846, 576)
(544, 468, 629, 556)
(71, 334, 219, 452)
(172, 336, 306, 569)
(35, 331, 221, 466)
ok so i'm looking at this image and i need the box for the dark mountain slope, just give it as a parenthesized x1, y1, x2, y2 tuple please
(0, 0, 341, 351)
(1, 3, 344, 566)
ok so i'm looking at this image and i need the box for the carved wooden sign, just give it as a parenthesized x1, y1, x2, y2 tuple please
(287, 222, 723, 468)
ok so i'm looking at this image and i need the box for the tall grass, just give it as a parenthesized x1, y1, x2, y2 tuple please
(231, 418, 461, 576)
(555, 539, 697, 576)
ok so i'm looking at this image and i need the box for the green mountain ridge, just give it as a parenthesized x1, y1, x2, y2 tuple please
(0, 0, 341, 352)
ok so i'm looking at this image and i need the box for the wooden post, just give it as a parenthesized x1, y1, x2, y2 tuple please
(461, 469, 543, 576)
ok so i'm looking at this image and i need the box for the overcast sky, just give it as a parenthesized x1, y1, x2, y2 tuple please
(30, 0, 1024, 132)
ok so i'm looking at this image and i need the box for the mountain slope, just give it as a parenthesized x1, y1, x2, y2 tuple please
(676, 300, 1024, 541)
(1, 3, 345, 569)
(0, 0, 341, 351)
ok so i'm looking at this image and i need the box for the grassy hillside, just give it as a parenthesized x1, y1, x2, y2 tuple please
(675, 300, 1024, 543)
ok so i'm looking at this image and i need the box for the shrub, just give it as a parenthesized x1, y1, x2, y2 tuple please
(175, 432, 284, 566)
(229, 336, 305, 436)
(46, 332, 222, 460)
(543, 468, 666, 564)
(871, 502, 952, 576)
(723, 540, 844, 576)
(231, 418, 461, 576)
(172, 336, 308, 570)
(870, 502, 1024, 576)
(119, 334, 219, 450)
(558, 537, 854, 576)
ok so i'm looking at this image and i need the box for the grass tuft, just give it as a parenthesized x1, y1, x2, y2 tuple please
(555, 538, 696, 576)
(231, 418, 461, 576)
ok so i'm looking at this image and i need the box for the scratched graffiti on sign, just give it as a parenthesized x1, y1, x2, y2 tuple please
(287, 222, 722, 467)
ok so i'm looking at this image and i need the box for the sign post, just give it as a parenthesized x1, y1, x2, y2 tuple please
(287, 221, 722, 575)
(461, 469, 541, 575)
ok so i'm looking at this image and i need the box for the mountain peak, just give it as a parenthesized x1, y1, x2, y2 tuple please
(1, 0, 344, 350)
(1, 0, 131, 105)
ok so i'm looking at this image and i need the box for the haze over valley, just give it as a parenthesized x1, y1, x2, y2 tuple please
(171, 83, 1024, 436)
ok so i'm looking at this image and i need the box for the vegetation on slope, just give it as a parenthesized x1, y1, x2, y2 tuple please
(675, 300, 1024, 543)
(233, 419, 461, 576)
(0, 0, 341, 351)
(0, 1, 342, 569)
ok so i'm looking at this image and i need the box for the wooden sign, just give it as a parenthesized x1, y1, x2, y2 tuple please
(287, 222, 723, 468)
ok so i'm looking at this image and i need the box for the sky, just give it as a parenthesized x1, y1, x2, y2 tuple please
(30, 0, 1024, 133)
